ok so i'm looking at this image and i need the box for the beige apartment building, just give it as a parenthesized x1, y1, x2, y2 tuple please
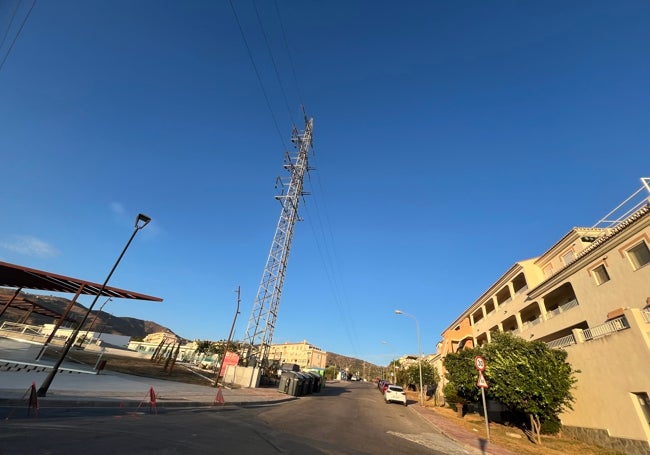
(268, 340, 327, 370)
(438, 179, 650, 454)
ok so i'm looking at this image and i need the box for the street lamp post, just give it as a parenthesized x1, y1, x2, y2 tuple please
(37, 213, 151, 397)
(78, 296, 112, 346)
(395, 309, 424, 406)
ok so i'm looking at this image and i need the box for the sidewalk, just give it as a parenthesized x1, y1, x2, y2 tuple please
(410, 405, 520, 455)
(1, 336, 517, 455)
(0, 336, 292, 408)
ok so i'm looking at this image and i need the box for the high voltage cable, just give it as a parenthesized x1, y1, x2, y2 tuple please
(0, 0, 36, 74)
(273, 0, 305, 111)
(230, 0, 358, 356)
(252, 0, 295, 128)
(0, 0, 21, 52)
(228, 0, 287, 151)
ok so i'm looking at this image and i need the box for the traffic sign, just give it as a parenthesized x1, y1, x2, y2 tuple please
(474, 355, 486, 372)
(477, 371, 489, 389)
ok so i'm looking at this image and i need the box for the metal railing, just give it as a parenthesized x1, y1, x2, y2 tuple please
(546, 315, 631, 349)
(546, 298, 579, 319)
(0, 321, 43, 336)
(583, 316, 629, 341)
(546, 334, 576, 349)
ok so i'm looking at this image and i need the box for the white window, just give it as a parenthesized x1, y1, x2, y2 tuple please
(592, 264, 610, 285)
(627, 241, 650, 270)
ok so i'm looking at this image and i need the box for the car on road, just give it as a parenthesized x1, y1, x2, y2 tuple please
(384, 385, 407, 406)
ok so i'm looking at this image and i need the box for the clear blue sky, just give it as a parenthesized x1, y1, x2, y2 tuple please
(1, 1, 649, 366)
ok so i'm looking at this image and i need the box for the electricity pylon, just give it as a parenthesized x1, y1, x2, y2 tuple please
(242, 115, 314, 370)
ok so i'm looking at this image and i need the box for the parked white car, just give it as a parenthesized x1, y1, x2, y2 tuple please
(384, 385, 407, 406)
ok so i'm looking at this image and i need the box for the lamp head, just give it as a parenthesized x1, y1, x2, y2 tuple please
(135, 213, 151, 229)
(394, 310, 403, 315)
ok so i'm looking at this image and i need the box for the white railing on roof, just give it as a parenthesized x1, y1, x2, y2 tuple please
(583, 316, 629, 341)
(546, 334, 576, 349)
(593, 178, 650, 228)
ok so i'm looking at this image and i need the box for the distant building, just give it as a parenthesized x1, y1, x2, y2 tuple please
(268, 340, 327, 370)
(437, 180, 650, 454)
(128, 332, 200, 363)
(41, 324, 130, 348)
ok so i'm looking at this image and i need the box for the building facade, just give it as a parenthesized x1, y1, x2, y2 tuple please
(268, 340, 327, 370)
(438, 180, 650, 454)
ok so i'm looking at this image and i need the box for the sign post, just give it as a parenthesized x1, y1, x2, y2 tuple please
(474, 356, 490, 441)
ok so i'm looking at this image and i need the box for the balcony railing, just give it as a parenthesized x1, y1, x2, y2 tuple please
(546, 315, 630, 349)
(546, 298, 579, 320)
(521, 316, 543, 331)
(515, 284, 529, 295)
(643, 308, 650, 323)
(583, 316, 629, 341)
(546, 334, 576, 349)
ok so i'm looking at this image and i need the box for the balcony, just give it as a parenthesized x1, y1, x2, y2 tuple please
(545, 316, 630, 349)
(583, 317, 629, 341)
(546, 298, 579, 320)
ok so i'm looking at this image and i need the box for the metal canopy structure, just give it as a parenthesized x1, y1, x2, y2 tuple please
(0, 260, 163, 301)
(0, 294, 77, 322)
(0, 260, 162, 344)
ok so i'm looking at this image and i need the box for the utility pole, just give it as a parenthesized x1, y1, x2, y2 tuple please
(242, 115, 314, 373)
(216, 286, 240, 385)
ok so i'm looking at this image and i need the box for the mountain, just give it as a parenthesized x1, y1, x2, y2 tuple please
(0, 289, 175, 341)
(326, 351, 382, 380)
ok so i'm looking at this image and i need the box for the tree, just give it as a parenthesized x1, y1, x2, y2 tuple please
(194, 340, 216, 356)
(401, 361, 439, 393)
(444, 332, 577, 444)
(324, 365, 338, 380)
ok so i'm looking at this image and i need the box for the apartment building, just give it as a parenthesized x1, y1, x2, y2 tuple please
(268, 340, 327, 370)
(438, 180, 650, 454)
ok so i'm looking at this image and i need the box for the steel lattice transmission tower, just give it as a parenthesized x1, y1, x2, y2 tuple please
(242, 116, 314, 369)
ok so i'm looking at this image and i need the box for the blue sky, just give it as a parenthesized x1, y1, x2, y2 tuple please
(1, 1, 649, 366)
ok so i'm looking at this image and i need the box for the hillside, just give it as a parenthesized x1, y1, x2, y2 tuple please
(326, 351, 382, 380)
(0, 289, 175, 340)
(3, 290, 379, 373)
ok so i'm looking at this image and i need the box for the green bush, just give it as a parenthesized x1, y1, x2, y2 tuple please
(443, 382, 466, 408)
(540, 415, 562, 435)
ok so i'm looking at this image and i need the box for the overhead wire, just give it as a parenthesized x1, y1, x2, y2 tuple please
(252, 0, 295, 128)
(270, 1, 361, 357)
(232, 0, 361, 357)
(0, 0, 36, 74)
(0, 0, 22, 52)
(273, 0, 305, 112)
(227, 0, 287, 151)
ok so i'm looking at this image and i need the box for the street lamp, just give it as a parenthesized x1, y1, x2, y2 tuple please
(78, 297, 112, 345)
(37, 213, 151, 397)
(395, 309, 424, 406)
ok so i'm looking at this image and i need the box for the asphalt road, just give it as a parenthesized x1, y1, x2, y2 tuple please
(0, 381, 473, 454)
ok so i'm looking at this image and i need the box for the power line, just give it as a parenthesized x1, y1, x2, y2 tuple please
(0, 0, 36, 74)
(273, 0, 305, 111)
(252, 0, 295, 128)
(228, 0, 287, 151)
